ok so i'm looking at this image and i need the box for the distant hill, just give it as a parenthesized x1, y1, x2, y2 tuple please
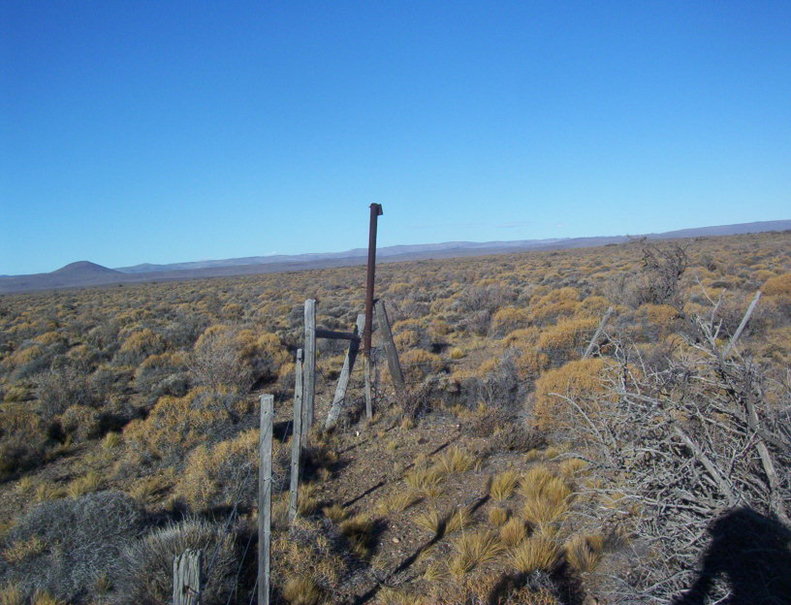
(2, 219, 789, 294)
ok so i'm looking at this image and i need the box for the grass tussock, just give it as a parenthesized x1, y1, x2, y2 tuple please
(282, 576, 324, 605)
(67, 471, 102, 498)
(436, 447, 478, 474)
(558, 457, 588, 476)
(322, 503, 347, 523)
(448, 530, 503, 577)
(413, 508, 443, 537)
(499, 517, 527, 547)
(404, 466, 444, 496)
(488, 506, 510, 526)
(374, 490, 421, 516)
(339, 514, 376, 559)
(511, 535, 560, 573)
(2, 536, 44, 564)
(490, 470, 520, 501)
(520, 465, 573, 526)
(445, 506, 473, 534)
(564, 534, 604, 572)
(0, 584, 23, 605)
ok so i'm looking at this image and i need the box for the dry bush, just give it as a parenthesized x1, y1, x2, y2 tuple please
(559, 299, 791, 602)
(400, 349, 445, 382)
(133, 351, 190, 407)
(537, 317, 599, 366)
(531, 358, 615, 434)
(122, 387, 249, 465)
(0, 404, 49, 478)
(175, 428, 288, 511)
(490, 307, 531, 338)
(189, 325, 287, 394)
(0, 491, 144, 603)
(58, 405, 101, 442)
(114, 518, 235, 605)
(34, 365, 97, 421)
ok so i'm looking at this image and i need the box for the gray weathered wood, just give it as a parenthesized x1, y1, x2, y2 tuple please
(315, 328, 360, 341)
(724, 291, 761, 357)
(289, 350, 304, 523)
(582, 306, 614, 359)
(364, 355, 374, 420)
(325, 314, 365, 430)
(374, 299, 406, 394)
(303, 299, 317, 438)
(258, 394, 274, 605)
(173, 549, 202, 605)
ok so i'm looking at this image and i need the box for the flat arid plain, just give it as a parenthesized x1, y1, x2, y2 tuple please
(1, 231, 790, 604)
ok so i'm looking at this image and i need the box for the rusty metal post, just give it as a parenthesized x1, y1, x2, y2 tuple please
(363, 203, 383, 356)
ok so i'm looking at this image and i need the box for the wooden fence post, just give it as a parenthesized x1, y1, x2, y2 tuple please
(289, 351, 303, 523)
(303, 299, 316, 439)
(173, 549, 202, 605)
(364, 356, 374, 420)
(258, 394, 274, 605)
(324, 314, 364, 430)
(374, 299, 405, 394)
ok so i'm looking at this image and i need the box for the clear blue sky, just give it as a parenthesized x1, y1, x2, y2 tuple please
(2, 1, 789, 275)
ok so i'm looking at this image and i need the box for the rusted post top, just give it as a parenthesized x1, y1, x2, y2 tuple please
(363, 203, 383, 356)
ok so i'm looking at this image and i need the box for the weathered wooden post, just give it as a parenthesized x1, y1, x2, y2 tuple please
(303, 299, 316, 439)
(258, 394, 274, 605)
(173, 549, 202, 605)
(325, 314, 364, 430)
(289, 350, 304, 522)
(374, 299, 405, 395)
(362, 204, 383, 421)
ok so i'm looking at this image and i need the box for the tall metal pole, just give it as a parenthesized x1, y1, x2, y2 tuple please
(363, 203, 383, 357)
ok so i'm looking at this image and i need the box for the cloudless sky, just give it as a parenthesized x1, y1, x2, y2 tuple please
(1, 1, 790, 275)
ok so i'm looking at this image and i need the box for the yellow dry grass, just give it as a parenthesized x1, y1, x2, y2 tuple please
(448, 530, 503, 578)
(511, 535, 560, 573)
(489, 470, 520, 501)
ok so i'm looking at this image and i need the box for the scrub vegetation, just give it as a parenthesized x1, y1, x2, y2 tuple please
(0, 230, 789, 604)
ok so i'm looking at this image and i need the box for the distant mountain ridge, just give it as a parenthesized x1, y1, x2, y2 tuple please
(2, 219, 789, 294)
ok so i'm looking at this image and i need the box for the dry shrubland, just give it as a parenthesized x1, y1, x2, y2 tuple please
(1, 231, 790, 603)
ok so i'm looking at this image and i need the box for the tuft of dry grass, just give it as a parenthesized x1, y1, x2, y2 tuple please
(436, 447, 478, 474)
(490, 470, 520, 501)
(2, 537, 44, 564)
(564, 534, 604, 573)
(404, 466, 444, 496)
(297, 484, 320, 517)
(374, 490, 420, 516)
(422, 560, 447, 582)
(448, 530, 503, 577)
(558, 457, 588, 477)
(499, 517, 527, 547)
(0, 584, 24, 605)
(67, 471, 102, 498)
(488, 506, 510, 527)
(413, 508, 443, 537)
(322, 503, 347, 523)
(31, 592, 64, 605)
(520, 465, 572, 526)
(511, 535, 560, 573)
(445, 506, 473, 535)
(339, 514, 376, 559)
(282, 576, 324, 605)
